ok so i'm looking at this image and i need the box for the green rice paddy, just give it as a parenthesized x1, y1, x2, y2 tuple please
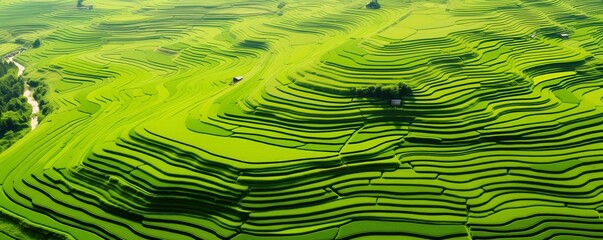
(2, 0, 603, 239)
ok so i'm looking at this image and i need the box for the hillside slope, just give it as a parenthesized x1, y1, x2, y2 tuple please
(2, 0, 603, 239)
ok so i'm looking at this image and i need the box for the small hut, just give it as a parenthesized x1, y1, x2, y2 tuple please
(232, 76, 244, 84)
(560, 33, 570, 40)
(390, 99, 401, 106)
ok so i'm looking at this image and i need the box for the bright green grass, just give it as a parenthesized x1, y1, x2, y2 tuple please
(2, 0, 603, 239)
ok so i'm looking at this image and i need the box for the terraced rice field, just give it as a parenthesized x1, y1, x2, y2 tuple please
(3, 0, 603, 239)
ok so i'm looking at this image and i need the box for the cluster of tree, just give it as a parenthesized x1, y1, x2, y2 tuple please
(352, 82, 410, 99)
(276, 1, 286, 16)
(0, 61, 32, 151)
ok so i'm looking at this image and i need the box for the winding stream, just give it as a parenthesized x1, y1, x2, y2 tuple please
(6, 55, 39, 130)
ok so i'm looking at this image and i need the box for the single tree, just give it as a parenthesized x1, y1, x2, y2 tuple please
(32, 39, 41, 48)
(77, 0, 84, 7)
(278, 1, 286, 9)
(366, 0, 381, 9)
